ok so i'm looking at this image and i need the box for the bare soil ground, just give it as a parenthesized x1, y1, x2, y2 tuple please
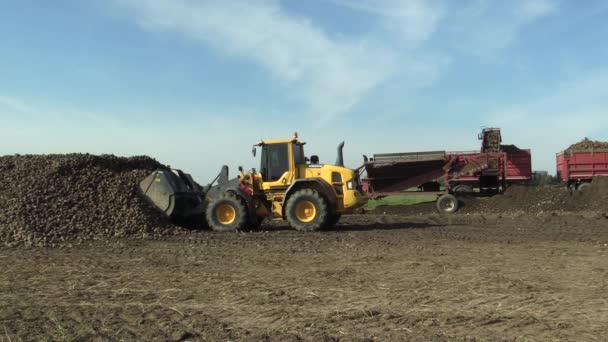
(2, 212, 608, 341)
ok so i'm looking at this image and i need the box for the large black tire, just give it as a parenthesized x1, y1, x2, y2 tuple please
(436, 194, 459, 214)
(285, 189, 329, 231)
(206, 192, 247, 232)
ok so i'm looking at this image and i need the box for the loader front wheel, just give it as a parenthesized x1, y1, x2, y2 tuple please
(286, 189, 328, 231)
(206, 192, 247, 232)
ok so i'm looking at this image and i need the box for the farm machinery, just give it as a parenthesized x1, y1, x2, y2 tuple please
(358, 128, 532, 213)
(140, 129, 531, 228)
(140, 134, 367, 231)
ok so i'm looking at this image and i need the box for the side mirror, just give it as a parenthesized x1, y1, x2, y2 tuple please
(252, 146, 257, 157)
(238, 166, 244, 172)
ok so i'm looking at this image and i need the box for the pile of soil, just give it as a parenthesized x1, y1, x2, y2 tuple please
(460, 186, 570, 214)
(465, 177, 608, 214)
(565, 138, 608, 152)
(0, 154, 179, 247)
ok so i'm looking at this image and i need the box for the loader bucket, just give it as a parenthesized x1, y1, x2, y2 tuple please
(139, 169, 205, 219)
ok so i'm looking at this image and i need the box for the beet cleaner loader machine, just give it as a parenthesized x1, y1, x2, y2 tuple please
(358, 128, 532, 213)
(140, 133, 368, 231)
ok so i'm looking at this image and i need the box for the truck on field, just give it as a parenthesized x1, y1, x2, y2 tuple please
(557, 139, 608, 190)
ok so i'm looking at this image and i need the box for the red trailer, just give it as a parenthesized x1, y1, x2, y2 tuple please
(557, 150, 608, 189)
(448, 146, 532, 193)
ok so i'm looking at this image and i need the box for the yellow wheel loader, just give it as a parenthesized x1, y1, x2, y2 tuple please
(140, 134, 367, 231)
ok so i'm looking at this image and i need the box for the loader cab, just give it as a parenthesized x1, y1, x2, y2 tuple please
(257, 139, 306, 184)
(260, 143, 289, 182)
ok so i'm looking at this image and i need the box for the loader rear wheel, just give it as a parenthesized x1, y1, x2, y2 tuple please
(436, 194, 459, 214)
(206, 192, 247, 232)
(285, 189, 328, 231)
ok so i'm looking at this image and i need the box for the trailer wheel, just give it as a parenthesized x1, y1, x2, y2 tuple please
(206, 192, 247, 232)
(285, 189, 328, 231)
(436, 194, 459, 214)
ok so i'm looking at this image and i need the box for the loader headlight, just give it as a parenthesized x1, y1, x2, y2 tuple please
(346, 180, 354, 190)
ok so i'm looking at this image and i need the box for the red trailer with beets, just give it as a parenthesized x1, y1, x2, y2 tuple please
(557, 149, 608, 190)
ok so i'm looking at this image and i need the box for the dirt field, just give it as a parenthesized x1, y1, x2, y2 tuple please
(2, 212, 608, 341)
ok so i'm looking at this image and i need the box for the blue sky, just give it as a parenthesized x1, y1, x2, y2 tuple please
(1, 0, 608, 181)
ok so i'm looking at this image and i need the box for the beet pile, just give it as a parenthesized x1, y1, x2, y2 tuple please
(0, 154, 179, 247)
(565, 138, 608, 152)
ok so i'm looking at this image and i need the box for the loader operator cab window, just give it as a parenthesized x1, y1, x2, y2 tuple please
(261, 143, 289, 182)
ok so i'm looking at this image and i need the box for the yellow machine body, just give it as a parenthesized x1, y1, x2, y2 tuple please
(141, 135, 367, 231)
(241, 137, 367, 220)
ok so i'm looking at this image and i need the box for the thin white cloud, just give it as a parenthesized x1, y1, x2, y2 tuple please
(113, 0, 400, 120)
(0, 94, 121, 125)
(327, 0, 557, 55)
(448, 0, 559, 57)
(517, 0, 559, 20)
(0, 95, 33, 114)
(327, 0, 446, 44)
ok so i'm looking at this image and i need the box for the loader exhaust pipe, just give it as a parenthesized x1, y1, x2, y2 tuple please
(336, 141, 345, 167)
